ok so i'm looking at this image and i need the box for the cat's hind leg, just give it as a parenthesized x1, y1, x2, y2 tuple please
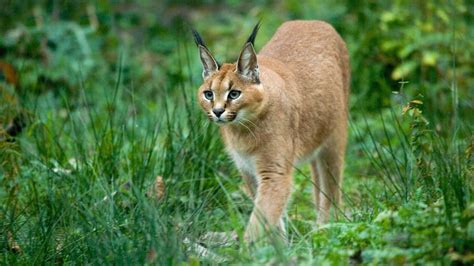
(315, 131, 347, 225)
(310, 160, 321, 221)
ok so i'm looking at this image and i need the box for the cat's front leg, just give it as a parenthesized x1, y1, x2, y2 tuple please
(244, 161, 293, 243)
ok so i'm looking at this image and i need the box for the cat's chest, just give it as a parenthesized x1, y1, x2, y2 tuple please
(228, 149, 256, 176)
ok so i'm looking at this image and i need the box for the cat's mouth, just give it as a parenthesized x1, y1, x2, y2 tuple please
(209, 111, 237, 125)
(215, 116, 236, 124)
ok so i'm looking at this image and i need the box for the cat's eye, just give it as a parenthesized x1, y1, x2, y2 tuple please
(203, 90, 214, 100)
(228, 90, 241, 100)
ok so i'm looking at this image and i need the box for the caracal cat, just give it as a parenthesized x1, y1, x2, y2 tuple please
(193, 20, 350, 242)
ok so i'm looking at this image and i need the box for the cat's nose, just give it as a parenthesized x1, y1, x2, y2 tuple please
(212, 108, 225, 117)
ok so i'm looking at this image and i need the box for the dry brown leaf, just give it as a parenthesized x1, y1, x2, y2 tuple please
(147, 175, 165, 201)
(8, 231, 22, 254)
(146, 248, 157, 263)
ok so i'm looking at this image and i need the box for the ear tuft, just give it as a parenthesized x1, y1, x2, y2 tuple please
(246, 21, 261, 46)
(192, 28, 207, 48)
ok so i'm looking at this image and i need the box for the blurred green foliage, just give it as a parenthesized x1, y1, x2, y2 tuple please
(1, 1, 472, 116)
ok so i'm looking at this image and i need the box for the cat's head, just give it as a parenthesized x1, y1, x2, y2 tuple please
(193, 23, 265, 125)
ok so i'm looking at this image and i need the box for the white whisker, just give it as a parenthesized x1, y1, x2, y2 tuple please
(239, 117, 259, 129)
(238, 120, 258, 144)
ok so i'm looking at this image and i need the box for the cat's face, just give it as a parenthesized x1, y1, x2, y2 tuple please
(193, 24, 263, 126)
(197, 64, 264, 125)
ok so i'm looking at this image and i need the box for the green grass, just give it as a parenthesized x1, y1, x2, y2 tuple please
(1, 1, 473, 265)
(1, 59, 472, 264)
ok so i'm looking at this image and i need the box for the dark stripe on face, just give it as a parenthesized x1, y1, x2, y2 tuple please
(209, 78, 215, 91)
(211, 72, 225, 91)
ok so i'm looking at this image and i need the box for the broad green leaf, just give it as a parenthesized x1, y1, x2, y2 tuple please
(392, 61, 418, 80)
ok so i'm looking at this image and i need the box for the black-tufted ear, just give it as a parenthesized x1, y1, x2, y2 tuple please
(236, 23, 260, 83)
(192, 29, 219, 79)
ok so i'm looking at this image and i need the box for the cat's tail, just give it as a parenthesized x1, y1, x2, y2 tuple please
(337, 37, 351, 107)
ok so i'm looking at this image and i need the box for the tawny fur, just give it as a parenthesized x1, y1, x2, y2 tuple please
(195, 20, 350, 242)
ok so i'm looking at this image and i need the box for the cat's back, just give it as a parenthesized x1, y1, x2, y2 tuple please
(259, 20, 346, 67)
(258, 20, 350, 158)
(259, 20, 350, 98)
